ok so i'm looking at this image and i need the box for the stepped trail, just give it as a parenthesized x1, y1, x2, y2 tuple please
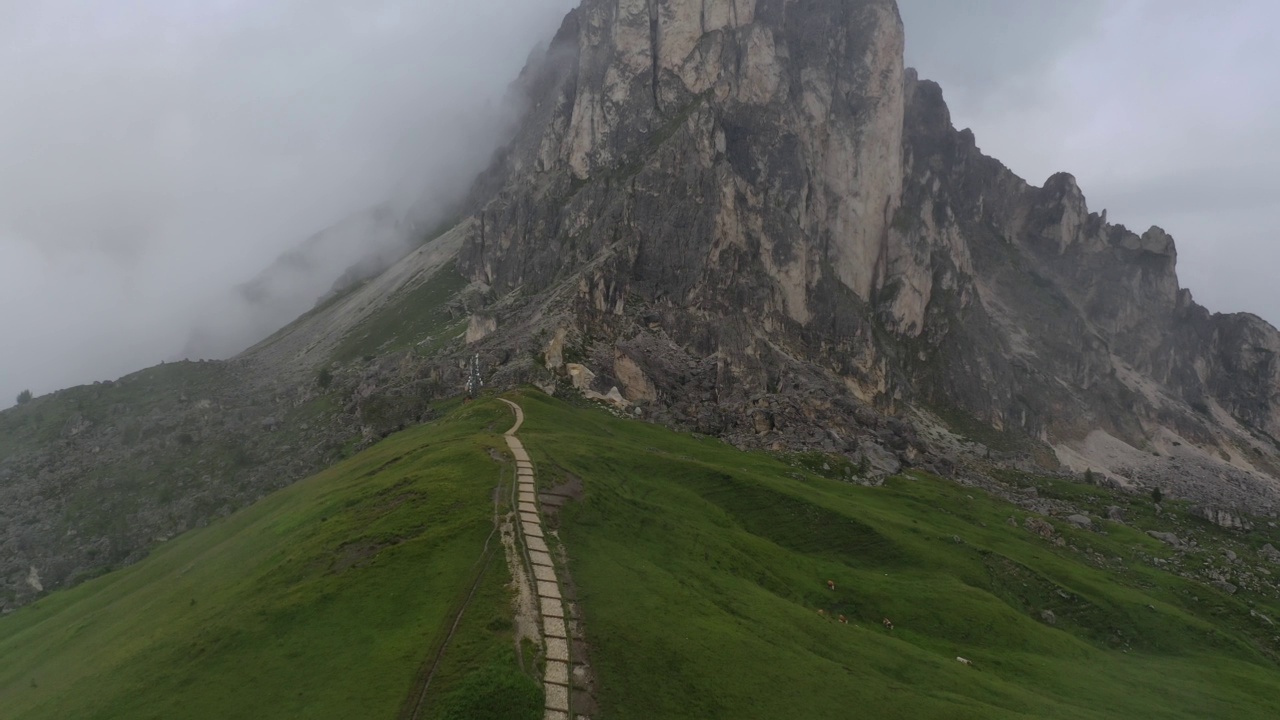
(501, 398, 579, 720)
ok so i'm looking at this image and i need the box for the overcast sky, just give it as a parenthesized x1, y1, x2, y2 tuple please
(1, 0, 1277, 406)
(899, 0, 1280, 326)
(0, 0, 577, 405)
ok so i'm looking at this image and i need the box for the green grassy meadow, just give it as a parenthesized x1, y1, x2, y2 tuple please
(514, 392, 1280, 719)
(329, 262, 470, 363)
(4, 391, 1280, 719)
(0, 399, 537, 720)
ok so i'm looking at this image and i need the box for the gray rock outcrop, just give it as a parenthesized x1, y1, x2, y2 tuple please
(1148, 531, 1187, 549)
(1191, 505, 1254, 531)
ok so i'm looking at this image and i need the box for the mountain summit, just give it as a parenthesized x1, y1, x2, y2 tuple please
(455, 0, 1280, 508)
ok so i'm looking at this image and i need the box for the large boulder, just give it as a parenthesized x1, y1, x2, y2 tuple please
(1066, 514, 1093, 530)
(1147, 531, 1186, 549)
(1190, 505, 1253, 531)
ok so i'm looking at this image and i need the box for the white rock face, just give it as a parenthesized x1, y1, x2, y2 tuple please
(545, 328, 569, 370)
(614, 350, 658, 402)
(552, 0, 907, 315)
(737, 25, 782, 105)
(26, 566, 42, 593)
(466, 314, 497, 344)
(566, 363, 597, 391)
(815, 3, 906, 301)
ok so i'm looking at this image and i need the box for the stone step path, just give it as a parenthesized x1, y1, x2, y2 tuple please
(499, 399, 574, 720)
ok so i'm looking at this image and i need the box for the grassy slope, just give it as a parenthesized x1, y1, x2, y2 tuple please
(514, 392, 1280, 719)
(0, 362, 334, 590)
(6, 391, 1280, 719)
(0, 399, 538, 720)
(329, 262, 469, 364)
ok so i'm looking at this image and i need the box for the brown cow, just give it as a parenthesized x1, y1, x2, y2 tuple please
(882, 618, 894, 630)
(827, 580, 836, 591)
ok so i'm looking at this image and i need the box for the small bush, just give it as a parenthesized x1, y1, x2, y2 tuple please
(16, 389, 33, 405)
(317, 368, 334, 389)
(437, 665, 542, 720)
(1151, 487, 1164, 504)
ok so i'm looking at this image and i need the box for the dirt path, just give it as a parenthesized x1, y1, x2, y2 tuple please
(501, 398, 525, 435)
(398, 459, 504, 720)
(499, 399, 577, 720)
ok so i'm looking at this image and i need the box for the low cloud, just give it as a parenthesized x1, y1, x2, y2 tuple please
(0, 0, 576, 404)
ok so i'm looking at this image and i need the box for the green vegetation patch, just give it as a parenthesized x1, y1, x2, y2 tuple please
(0, 400, 529, 720)
(330, 261, 470, 363)
(513, 391, 1280, 720)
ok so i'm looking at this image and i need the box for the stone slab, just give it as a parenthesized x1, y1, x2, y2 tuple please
(520, 512, 541, 527)
(545, 660, 569, 686)
(540, 595, 564, 618)
(537, 579, 562, 600)
(533, 564, 557, 583)
(545, 682, 569, 712)
(527, 536, 549, 553)
(545, 637, 570, 662)
(519, 501, 539, 515)
(543, 616, 567, 639)
(529, 549, 554, 567)
(544, 710, 568, 720)
(523, 522, 544, 538)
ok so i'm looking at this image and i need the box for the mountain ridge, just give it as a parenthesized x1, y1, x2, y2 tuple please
(3, 0, 1279, 613)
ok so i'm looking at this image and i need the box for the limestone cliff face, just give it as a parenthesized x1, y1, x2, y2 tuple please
(463, 0, 906, 321)
(459, 0, 1280, 504)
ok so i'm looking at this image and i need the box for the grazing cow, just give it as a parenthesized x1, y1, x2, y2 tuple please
(827, 580, 836, 591)
(956, 657, 973, 667)
(882, 618, 894, 630)
(838, 615, 848, 624)
(817, 609, 827, 617)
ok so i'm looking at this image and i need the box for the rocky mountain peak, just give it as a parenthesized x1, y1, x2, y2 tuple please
(465, 0, 908, 313)
(1136, 225, 1177, 257)
(457, 0, 1280, 512)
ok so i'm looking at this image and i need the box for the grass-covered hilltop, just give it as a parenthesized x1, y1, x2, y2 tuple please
(4, 392, 1280, 719)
